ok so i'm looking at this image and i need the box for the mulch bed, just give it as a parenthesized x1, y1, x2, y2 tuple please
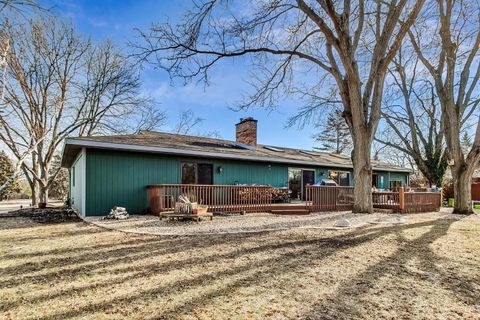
(8, 206, 81, 224)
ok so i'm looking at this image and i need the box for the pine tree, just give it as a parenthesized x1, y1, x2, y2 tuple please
(460, 131, 472, 156)
(0, 151, 20, 200)
(314, 109, 352, 154)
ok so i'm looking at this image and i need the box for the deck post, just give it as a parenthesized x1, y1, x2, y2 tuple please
(159, 186, 165, 212)
(399, 187, 405, 212)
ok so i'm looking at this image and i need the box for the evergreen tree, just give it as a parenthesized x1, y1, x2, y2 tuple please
(48, 155, 68, 200)
(0, 151, 20, 200)
(314, 109, 352, 154)
(461, 131, 472, 156)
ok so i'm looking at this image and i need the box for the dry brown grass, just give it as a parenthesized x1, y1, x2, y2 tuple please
(0, 214, 479, 319)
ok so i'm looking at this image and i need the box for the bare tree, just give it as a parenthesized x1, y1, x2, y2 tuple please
(173, 109, 221, 138)
(135, 0, 425, 212)
(377, 48, 447, 187)
(0, 17, 154, 205)
(173, 109, 204, 135)
(409, 0, 480, 214)
(0, 0, 40, 14)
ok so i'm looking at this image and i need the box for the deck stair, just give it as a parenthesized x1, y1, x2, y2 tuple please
(270, 203, 310, 215)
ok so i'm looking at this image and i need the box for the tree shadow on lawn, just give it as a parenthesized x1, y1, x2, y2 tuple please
(0, 217, 42, 231)
(0, 224, 276, 290)
(1, 233, 341, 314)
(2, 216, 476, 319)
(302, 218, 479, 319)
(7, 219, 469, 319)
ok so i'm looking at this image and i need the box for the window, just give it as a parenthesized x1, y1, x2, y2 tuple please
(329, 170, 350, 186)
(181, 163, 196, 184)
(390, 180, 402, 190)
(181, 162, 213, 185)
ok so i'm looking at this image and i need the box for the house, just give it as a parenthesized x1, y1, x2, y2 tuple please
(61, 117, 411, 217)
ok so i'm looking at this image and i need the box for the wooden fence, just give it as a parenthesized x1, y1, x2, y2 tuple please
(306, 186, 441, 213)
(402, 191, 442, 213)
(147, 184, 273, 214)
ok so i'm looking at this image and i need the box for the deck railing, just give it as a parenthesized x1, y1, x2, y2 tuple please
(147, 184, 273, 214)
(372, 191, 400, 210)
(305, 186, 354, 211)
(402, 191, 442, 213)
(147, 184, 442, 215)
(306, 186, 441, 213)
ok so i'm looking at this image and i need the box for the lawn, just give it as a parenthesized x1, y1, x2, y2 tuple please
(1, 214, 479, 319)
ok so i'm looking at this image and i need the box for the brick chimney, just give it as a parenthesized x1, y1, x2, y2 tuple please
(235, 117, 257, 148)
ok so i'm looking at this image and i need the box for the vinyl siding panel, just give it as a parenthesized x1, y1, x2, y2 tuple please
(213, 160, 288, 187)
(85, 149, 180, 216)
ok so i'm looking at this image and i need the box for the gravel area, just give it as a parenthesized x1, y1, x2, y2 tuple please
(86, 208, 467, 236)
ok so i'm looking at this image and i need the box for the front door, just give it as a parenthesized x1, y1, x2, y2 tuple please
(197, 163, 213, 185)
(288, 168, 302, 200)
(302, 170, 315, 200)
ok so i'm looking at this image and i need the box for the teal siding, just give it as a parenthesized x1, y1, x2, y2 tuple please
(373, 171, 408, 189)
(86, 149, 180, 216)
(85, 149, 289, 215)
(389, 172, 408, 185)
(84, 148, 410, 216)
(213, 160, 288, 187)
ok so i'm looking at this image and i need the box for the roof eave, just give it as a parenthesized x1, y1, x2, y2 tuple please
(63, 138, 412, 173)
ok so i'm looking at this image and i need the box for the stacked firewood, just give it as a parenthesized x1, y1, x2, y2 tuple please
(236, 187, 274, 202)
(270, 188, 290, 202)
(104, 206, 129, 220)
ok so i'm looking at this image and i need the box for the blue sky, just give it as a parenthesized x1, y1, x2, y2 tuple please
(44, 0, 319, 149)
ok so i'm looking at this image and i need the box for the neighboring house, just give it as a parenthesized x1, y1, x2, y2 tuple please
(61, 118, 411, 217)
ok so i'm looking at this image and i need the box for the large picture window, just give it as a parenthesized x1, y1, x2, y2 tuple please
(329, 170, 350, 186)
(181, 162, 213, 185)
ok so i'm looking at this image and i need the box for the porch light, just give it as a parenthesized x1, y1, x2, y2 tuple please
(217, 166, 223, 173)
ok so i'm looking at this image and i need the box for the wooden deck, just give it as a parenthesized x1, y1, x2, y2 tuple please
(147, 184, 442, 215)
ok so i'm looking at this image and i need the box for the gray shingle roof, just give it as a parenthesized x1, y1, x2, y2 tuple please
(62, 130, 411, 173)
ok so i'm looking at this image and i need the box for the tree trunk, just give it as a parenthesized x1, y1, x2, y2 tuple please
(24, 170, 39, 206)
(39, 184, 48, 205)
(352, 133, 373, 213)
(452, 165, 474, 214)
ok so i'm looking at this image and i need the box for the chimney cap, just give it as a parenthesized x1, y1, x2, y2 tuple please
(236, 117, 257, 125)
